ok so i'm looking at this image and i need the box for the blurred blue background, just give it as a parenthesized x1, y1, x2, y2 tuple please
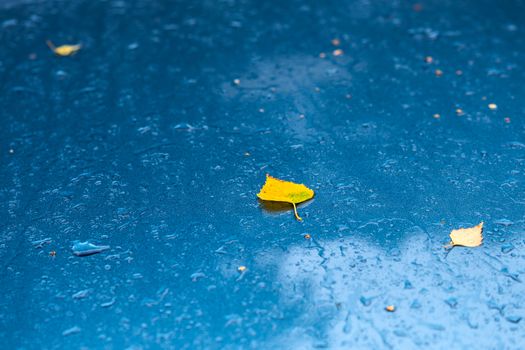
(1, 0, 525, 348)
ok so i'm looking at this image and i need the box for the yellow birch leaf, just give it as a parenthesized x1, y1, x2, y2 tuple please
(47, 40, 81, 56)
(449, 222, 483, 247)
(257, 174, 314, 221)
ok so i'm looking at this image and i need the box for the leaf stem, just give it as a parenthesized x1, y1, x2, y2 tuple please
(292, 203, 302, 221)
(46, 40, 56, 51)
(443, 242, 454, 259)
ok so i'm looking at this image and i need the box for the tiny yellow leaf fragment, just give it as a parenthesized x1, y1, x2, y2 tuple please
(449, 222, 483, 247)
(257, 174, 314, 221)
(46, 40, 81, 56)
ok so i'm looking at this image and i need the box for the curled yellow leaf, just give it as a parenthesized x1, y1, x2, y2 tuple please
(449, 222, 483, 247)
(47, 40, 81, 56)
(257, 174, 314, 221)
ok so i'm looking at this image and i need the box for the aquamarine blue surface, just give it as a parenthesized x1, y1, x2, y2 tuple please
(1, 0, 525, 349)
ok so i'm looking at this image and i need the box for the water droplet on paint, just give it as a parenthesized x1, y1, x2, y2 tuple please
(72, 289, 91, 299)
(190, 272, 206, 282)
(494, 219, 513, 227)
(173, 123, 195, 131)
(501, 243, 515, 254)
(62, 326, 81, 336)
(505, 315, 522, 324)
(101, 298, 116, 308)
(31, 237, 52, 248)
(71, 241, 110, 257)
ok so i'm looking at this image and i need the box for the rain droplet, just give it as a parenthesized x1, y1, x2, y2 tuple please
(72, 289, 91, 299)
(31, 238, 51, 248)
(359, 296, 372, 306)
(445, 297, 458, 308)
(494, 219, 513, 227)
(101, 298, 116, 308)
(62, 326, 81, 336)
(173, 123, 195, 130)
(71, 241, 110, 257)
(190, 272, 206, 282)
(505, 315, 522, 324)
(501, 243, 515, 254)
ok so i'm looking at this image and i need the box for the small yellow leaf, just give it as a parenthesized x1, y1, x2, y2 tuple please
(47, 40, 81, 56)
(449, 222, 483, 247)
(257, 174, 314, 221)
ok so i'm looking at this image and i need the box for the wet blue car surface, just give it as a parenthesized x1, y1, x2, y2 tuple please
(1, 0, 525, 348)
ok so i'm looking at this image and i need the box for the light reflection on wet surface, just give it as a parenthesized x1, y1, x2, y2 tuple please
(1, 0, 525, 348)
